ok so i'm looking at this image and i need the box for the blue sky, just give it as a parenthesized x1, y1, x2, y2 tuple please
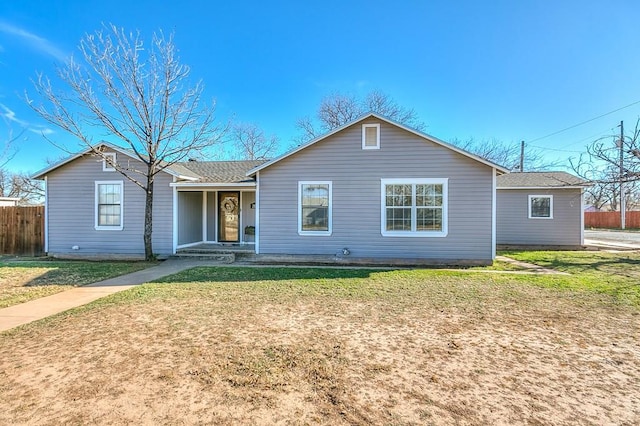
(2, 0, 640, 173)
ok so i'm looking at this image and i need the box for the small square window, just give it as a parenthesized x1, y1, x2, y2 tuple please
(528, 195, 553, 219)
(103, 153, 117, 171)
(362, 124, 380, 150)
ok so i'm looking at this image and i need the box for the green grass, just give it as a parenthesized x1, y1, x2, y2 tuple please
(0, 259, 156, 308)
(499, 250, 640, 305)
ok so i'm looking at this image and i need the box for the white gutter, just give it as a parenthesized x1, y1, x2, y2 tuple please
(498, 186, 587, 190)
(170, 182, 256, 188)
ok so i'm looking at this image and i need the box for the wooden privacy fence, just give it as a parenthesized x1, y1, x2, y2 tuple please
(0, 206, 44, 255)
(584, 211, 640, 229)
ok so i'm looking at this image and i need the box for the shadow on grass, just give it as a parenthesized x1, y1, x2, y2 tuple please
(154, 266, 387, 284)
(501, 251, 640, 305)
(0, 260, 155, 288)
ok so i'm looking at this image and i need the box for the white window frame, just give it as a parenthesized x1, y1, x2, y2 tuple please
(362, 123, 380, 150)
(95, 180, 124, 230)
(381, 178, 448, 237)
(298, 181, 332, 236)
(102, 152, 117, 171)
(528, 194, 553, 219)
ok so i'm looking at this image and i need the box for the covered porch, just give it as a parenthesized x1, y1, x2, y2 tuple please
(172, 184, 256, 253)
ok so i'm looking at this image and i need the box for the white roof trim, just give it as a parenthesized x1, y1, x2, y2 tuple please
(498, 186, 588, 190)
(170, 182, 256, 188)
(31, 141, 197, 180)
(247, 112, 509, 176)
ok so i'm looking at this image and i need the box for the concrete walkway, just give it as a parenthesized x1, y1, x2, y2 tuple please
(584, 230, 640, 250)
(0, 258, 221, 333)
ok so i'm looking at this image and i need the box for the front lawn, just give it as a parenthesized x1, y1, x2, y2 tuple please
(1, 253, 638, 425)
(0, 259, 156, 308)
(502, 250, 640, 306)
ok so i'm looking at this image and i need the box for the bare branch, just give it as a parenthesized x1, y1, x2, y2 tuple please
(294, 90, 426, 144)
(229, 122, 278, 160)
(26, 24, 224, 259)
(452, 138, 556, 171)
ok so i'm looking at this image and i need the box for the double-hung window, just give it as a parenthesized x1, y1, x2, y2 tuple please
(298, 181, 332, 235)
(381, 179, 448, 237)
(528, 195, 553, 219)
(95, 181, 124, 230)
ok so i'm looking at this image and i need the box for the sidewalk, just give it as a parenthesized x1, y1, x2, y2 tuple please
(584, 239, 640, 250)
(0, 258, 220, 333)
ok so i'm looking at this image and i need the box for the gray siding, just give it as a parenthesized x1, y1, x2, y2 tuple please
(258, 119, 495, 261)
(178, 192, 203, 245)
(497, 188, 583, 246)
(46, 150, 174, 256)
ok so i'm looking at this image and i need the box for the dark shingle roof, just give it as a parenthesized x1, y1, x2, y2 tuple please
(497, 171, 588, 188)
(175, 160, 268, 183)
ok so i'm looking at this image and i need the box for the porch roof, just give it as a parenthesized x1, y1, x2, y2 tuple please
(175, 160, 267, 184)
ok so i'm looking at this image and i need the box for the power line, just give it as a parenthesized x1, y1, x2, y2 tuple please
(528, 99, 640, 143)
(526, 145, 585, 153)
(528, 127, 618, 153)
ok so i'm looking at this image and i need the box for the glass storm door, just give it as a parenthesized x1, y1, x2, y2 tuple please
(218, 192, 240, 242)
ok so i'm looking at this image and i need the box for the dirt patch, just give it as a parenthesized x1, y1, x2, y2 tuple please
(0, 275, 639, 425)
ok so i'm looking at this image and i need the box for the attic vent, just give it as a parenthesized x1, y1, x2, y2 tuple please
(362, 123, 380, 150)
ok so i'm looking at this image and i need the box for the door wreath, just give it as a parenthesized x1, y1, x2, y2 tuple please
(223, 198, 238, 214)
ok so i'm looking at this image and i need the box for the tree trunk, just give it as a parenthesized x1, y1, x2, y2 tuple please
(144, 173, 154, 261)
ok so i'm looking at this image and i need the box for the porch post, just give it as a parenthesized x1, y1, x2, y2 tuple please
(255, 172, 260, 254)
(172, 178, 178, 254)
(202, 191, 207, 243)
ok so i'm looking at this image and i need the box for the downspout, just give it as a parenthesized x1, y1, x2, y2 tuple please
(255, 171, 260, 254)
(172, 176, 178, 254)
(491, 168, 497, 260)
(580, 188, 585, 246)
(44, 176, 49, 254)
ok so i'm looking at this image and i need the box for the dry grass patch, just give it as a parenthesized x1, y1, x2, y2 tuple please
(0, 264, 639, 425)
(0, 259, 155, 308)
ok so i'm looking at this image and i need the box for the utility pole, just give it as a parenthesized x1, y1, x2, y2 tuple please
(619, 121, 626, 229)
(519, 141, 524, 172)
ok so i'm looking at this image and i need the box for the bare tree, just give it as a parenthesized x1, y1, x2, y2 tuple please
(452, 137, 554, 171)
(230, 122, 278, 160)
(0, 114, 24, 170)
(27, 24, 224, 260)
(294, 90, 425, 144)
(0, 113, 42, 204)
(571, 121, 640, 211)
(0, 170, 44, 205)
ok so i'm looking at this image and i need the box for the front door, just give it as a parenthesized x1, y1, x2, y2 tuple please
(218, 191, 240, 242)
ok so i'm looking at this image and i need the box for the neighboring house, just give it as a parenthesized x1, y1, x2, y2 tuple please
(496, 172, 589, 247)
(32, 112, 510, 264)
(0, 197, 20, 206)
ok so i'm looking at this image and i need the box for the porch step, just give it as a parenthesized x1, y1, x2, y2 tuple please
(174, 251, 236, 263)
